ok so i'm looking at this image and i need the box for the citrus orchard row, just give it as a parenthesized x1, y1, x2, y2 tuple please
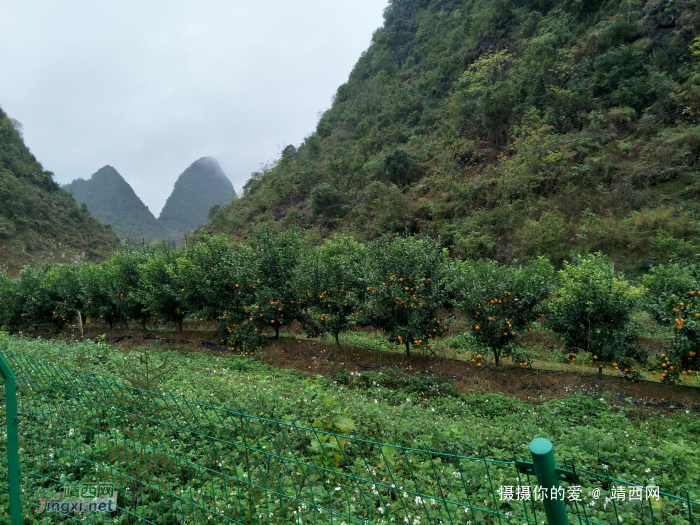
(1, 229, 698, 383)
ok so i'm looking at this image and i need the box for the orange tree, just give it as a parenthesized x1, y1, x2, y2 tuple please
(15, 265, 57, 332)
(0, 271, 24, 332)
(642, 261, 700, 324)
(0, 273, 17, 330)
(363, 236, 449, 356)
(294, 235, 367, 344)
(135, 242, 189, 331)
(105, 242, 151, 328)
(44, 263, 87, 333)
(176, 234, 259, 351)
(242, 226, 305, 346)
(650, 291, 700, 384)
(547, 253, 638, 363)
(451, 257, 555, 367)
(80, 263, 120, 328)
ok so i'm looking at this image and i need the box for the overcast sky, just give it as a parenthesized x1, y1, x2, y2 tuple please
(0, 0, 386, 215)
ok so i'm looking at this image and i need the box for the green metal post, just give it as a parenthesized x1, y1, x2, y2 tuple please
(529, 438, 569, 525)
(0, 355, 20, 525)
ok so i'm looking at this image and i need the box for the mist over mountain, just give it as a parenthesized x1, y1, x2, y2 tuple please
(0, 106, 119, 273)
(157, 157, 236, 234)
(64, 157, 236, 245)
(65, 165, 168, 244)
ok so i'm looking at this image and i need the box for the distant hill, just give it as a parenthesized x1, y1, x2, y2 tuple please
(64, 166, 168, 244)
(157, 157, 236, 234)
(206, 0, 700, 272)
(0, 106, 119, 274)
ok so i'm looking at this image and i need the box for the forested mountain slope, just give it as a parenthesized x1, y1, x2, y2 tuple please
(158, 157, 236, 235)
(0, 106, 119, 273)
(65, 165, 168, 244)
(207, 0, 700, 271)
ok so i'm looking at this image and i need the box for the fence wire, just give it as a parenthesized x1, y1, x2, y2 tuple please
(0, 350, 696, 525)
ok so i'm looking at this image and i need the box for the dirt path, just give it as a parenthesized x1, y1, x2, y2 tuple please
(63, 327, 700, 407)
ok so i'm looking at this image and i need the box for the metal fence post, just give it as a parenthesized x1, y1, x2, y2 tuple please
(0, 355, 20, 525)
(529, 438, 569, 525)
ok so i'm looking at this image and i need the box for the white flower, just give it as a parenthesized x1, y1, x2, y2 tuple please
(378, 507, 385, 514)
(645, 468, 651, 473)
(414, 496, 423, 505)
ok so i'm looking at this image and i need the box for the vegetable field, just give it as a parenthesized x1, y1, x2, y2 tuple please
(0, 334, 698, 524)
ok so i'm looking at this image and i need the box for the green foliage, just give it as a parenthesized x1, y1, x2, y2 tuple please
(0, 107, 119, 270)
(80, 263, 120, 328)
(452, 257, 555, 366)
(295, 235, 366, 344)
(2, 332, 698, 509)
(648, 290, 700, 384)
(135, 243, 187, 330)
(382, 148, 415, 185)
(219, 225, 305, 352)
(309, 183, 344, 220)
(202, 0, 700, 271)
(105, 243, 149, 327)
(547, 253, 639, 362)
(642, 261, 700, 324)
(178, 234, 259, 349)
(44, 263, 86, 332)
(363, 236, 450, 355)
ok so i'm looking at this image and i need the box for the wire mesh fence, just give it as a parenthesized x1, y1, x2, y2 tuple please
(0, 350, 697, 525)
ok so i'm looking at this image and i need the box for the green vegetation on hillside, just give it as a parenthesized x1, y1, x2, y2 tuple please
(159, 157, 237, 235)
(0, 106, 119, 273)
(208, 0, 700, 271)
(65, 165, 169, 244)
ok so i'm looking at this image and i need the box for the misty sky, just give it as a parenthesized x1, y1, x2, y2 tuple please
(0, 1, 386, 215)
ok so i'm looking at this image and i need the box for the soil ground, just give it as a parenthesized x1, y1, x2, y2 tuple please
(47, 325, 700, 410)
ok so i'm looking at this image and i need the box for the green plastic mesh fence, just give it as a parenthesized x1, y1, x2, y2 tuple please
(0, 350, 696, 525)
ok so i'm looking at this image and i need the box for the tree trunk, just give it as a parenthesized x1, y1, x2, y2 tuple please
(275, 325, 279, 339)
(335, 333, 340, 345)
(178, 318, 183, 331)
(405, 341, 410, 356)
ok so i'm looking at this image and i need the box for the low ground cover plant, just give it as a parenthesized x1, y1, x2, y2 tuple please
(0, 332, 697, 512)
